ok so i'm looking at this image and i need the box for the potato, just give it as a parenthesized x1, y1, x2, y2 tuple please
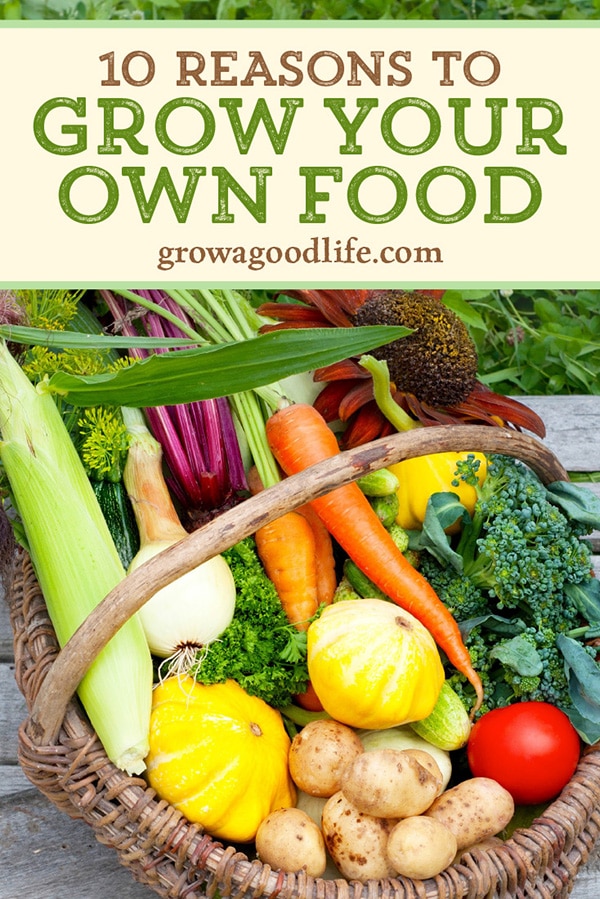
(321, 791, 397, 882)
(386, 816, 458, 879)
(289, 718, 364, 797)
(425, 777, 515, 851)
(359, 726, 452, 791)
(400, 749, 444, 796)
(341, 748, 440, 818)
(255, 807, 327, 877)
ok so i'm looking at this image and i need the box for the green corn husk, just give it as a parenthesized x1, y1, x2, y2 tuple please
(0, 340, 153, 775)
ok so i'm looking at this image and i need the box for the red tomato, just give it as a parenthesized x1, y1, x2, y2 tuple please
(294, 681, 324, 712)
(467, 702, 581, 805)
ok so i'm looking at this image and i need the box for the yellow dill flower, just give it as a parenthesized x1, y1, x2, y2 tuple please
(22, 346, 113, 382)
(16, 288, 84, 331)
(78, 406, 130, 482)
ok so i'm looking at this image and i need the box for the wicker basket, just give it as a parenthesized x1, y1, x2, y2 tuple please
(6, 424, 600, 899)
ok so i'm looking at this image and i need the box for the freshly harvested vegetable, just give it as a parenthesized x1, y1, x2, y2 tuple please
(358, 727, 452, 792)
(247, 443, 336, 632)
(425, 777, 515, 851)
(293, 679, 326, 712)
(466, 702, 581, 805)
(369, 492, 400, 529)
(122, 407, 236, 668)
(400, 749, 444, 796)
(102, 289, 249, 519)
(145, 676, 295, 842)
(306, 599, 445, 729)
(255, 807, 327, 877)
(416, 453, 600, 739)
(409, 681, 472, 751)
(388, 452, 487, 532)
(192, 537, 311, 708)
(0, 340, 153, 775)
(340, 748, 441, 818)
(266, 402, 484, 714)
(254, 511, 319, 629)
(386, 816, 458, 880)
(321, 791, 398, 882)
(7, 290, 140, 572)
(288, 718, 364, 797)
(343, 559, 390, 603)
(91, 479, 139, 570)
(291, 501, 337, 608)
(356, 467, 400, 497)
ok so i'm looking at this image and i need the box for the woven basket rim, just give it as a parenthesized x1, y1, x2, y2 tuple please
(6, 427, 600, 899)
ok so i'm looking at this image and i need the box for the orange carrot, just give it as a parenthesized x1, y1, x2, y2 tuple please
(248, 465, 337, 609)
(266, 403, 484, 715)
(295, 502, 337, 606)
(254, 510, 320, 630)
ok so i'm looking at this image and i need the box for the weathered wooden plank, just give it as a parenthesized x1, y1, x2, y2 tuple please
(0, 665, 27, 766)
(572, 870, 600, 899)
(516, 395, 600, 473)
(0, 790, 154, 899)
(0, 765, 34, 799)
(0, 589, 15, 660)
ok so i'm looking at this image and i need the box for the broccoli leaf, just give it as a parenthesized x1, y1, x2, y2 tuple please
(459, 613, 527, 641)
(545, 481, 600, 530)
(557, 634, 600, 740)
(489, 635, 544, 677)
(561, 704, 600, 746)
(565, 579, 600, 626)
(408, 492, 470, 570)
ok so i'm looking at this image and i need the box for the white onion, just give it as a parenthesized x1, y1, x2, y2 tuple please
(129, 539, 236, 660)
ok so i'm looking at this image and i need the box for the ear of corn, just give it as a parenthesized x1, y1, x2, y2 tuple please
(0, 340, 153, 775)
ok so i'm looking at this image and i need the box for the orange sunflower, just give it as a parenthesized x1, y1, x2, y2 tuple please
(257, 289, 545, 449)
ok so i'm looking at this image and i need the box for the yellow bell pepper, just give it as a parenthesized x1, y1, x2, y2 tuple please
(388, 452, 487, 532)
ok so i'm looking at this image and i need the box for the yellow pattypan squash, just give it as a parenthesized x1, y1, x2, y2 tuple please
(388, 451, 487, 533)
(145, 677, 296, 842)
(307, 598, 445, 730)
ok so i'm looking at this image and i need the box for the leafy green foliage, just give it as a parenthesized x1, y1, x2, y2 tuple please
(192, 536, 310, 708)
(42, 322, 409, 409)
(4, 0, 597, 20)
(461, 290, 600, 396)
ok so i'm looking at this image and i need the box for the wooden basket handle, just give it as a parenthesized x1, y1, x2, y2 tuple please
(29, 424, 568, 746)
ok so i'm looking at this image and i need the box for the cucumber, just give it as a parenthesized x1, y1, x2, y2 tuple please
(332, 575, 363, 603)
(409, 681, 472, 751)
(387, 522, 410, 554)
(369, 492, 400, 529)
(357, 468, 400, 497)
(92, 479, 140, 570)
(344, 559, 390, 602)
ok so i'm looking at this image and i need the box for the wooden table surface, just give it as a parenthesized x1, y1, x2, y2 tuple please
(2, 394, 600, 899)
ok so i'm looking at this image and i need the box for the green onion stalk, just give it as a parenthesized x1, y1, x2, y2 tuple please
(0, 339, 153, 775)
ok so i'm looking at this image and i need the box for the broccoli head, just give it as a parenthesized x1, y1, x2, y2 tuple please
(423, 453, 600, 725)
(460, 454, 594, 611)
